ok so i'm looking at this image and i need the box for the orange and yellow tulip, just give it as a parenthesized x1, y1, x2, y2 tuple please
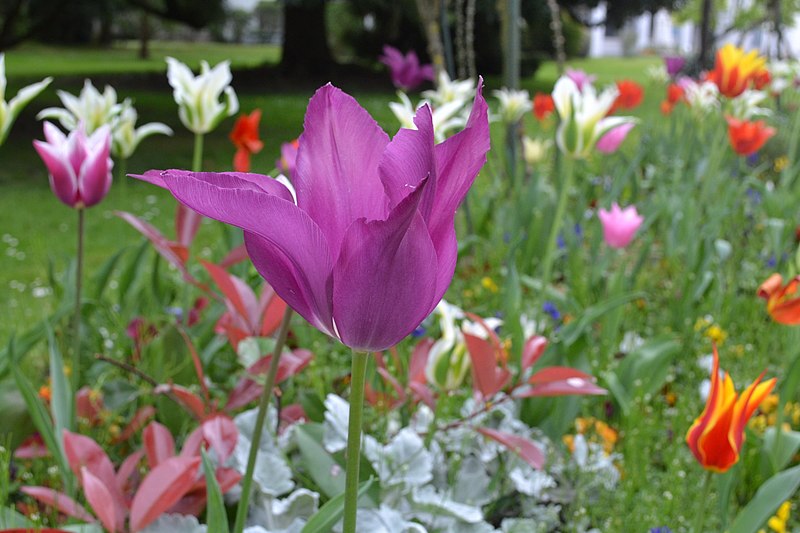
(686, 346, 775, 473)
(707, 44, 767, 98)
(758, 273, 800, 325)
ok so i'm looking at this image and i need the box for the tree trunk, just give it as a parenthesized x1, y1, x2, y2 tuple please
(415, 0, 446, 81)
(697, 0, 714, 68)
(138, 9, 150, 59)
(279, 0, 333, 77)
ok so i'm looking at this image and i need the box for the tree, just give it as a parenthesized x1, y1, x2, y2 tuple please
(0, 0, 69, 50)
(279, 0, 333, 76)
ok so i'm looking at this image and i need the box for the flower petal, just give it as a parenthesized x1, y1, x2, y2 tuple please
(157, 171, 335, 335)
(331, 182, 437, 351)
(294, 83, 390, 251)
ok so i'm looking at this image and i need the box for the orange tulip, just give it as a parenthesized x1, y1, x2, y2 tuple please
(686, 346, 776, 473)
(532, 92, 555, 121)
(608, 80, 643, 114)
(707, 44, 766, 98)
(725, 116, 775, 156)
(229, 109, 264, 172)
(753, 68, 771, 90)
(758, 273, 800, 325)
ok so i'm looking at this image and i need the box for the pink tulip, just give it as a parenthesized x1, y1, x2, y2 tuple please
(565, 68, 596, 92)
(34, 122, 113, 209)
(597, 203, 643, 248)
(596, 122, 636, 154)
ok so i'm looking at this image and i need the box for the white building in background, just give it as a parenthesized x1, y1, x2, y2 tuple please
(587, 1, 800, 58)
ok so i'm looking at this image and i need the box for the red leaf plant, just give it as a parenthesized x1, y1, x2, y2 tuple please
(22, 426, 240, 532)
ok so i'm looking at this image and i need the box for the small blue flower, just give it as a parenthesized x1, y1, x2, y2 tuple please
(543, 301, 561, 321)
(649, 528, 672, 533)
(412, 325, 427, 337)
(746, 152, 759, 166)
(557, 234, 566, 250)
(745, 187, 761, 205)
(574, 223, 583, 239)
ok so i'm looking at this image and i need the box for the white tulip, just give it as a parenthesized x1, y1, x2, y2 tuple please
(0, 54, 52, 146)
(166, 57, 239, 134)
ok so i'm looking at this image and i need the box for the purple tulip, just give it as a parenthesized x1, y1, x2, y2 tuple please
(595, 122, 636, 154)
(598, 203, 644, 249)
(135, 81, 490, 351)
(34, 122, 113, 209)
(565, 68, 596, 92)
(664, 56, 685, 77)
(276, 138, 299, 178)
(380, 45, 435, 92)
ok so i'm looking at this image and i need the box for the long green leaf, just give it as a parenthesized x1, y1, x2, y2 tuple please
(558, 291, 647, 347)
(301, 477, 374, 533)
(11, 366, 71, 489)
(0, 506, 35, 528)
(729, 464, 800, 533)
(295, 424, 346, 499)
(201, 448, 229, 533)
(47, 324, 73, 435)
(91, 247, 126, 300)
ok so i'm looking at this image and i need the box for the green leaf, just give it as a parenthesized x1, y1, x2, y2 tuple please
(763, 428, 800, 472)
(295, 424, 346, 498)
(301, 477, 374, 533)
(0, 506, 35, 528)
(117, 240, 149, 306)
(729, 464, 800, 533)
(201, 448, 229, 533)
(47, 324, 73, 437)
(11, 366, 71, 489)
(91, 247, 126, 300)
(614, 336, 680, 399)
(558, 291, 647, 347)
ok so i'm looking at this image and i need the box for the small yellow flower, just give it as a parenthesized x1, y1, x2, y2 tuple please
(694, 317, 711, 332)
(767, 500, 791, 533)
(749, 414, 767, 435)
(705, 324, 728, 345)
(775, 156, 789, 173)
(481, 276, 499, 293)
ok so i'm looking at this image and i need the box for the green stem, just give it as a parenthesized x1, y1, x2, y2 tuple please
(71, 208, 85, 416)
(116, 157, 128, 189)
(232, 308, 293, 533)
(193, 133, 204, 172)
(539, 154, 575, 297)
(342, 350, 369, 533)
(693, 470, 714, 533)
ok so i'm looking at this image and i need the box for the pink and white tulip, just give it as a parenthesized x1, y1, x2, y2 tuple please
(34, 122, 113, 209)
(595, 122, 636, 154)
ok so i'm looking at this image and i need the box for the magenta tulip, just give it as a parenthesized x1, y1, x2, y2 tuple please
(135, 81, 489, 351)
(380, 45, 435, 92)
(595, 122, 636, 154)
(664, 55, 686, 77)
(34, 122, 113, 209)
(597, 203, 644, 249)
(565, 68, 597, 92)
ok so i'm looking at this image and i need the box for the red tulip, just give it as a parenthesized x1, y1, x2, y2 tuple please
(229, 109, 263, 172)
(758, 273, 800, 325)
(608, 80, 643, 114)
(725, 116, 775, 156)
(532, 92, 555, 121)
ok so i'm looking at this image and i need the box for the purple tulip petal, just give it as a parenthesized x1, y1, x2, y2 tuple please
(332, 182, 437, 351)
(159, 171, 335, 335)
(294, 84, 390, 251)
(131, 169, 168, 189)
(426, 79, 490, 296)
(34, 140, 78, 207)
(379, 104, 435, 209)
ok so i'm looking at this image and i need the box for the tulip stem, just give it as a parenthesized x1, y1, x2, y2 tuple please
(539, 154, 575, 299)
(343, 350, 369, 533)
(71, 208, 85, 419)
(192, 133, 204, 172)
(232, 307, 293, 533)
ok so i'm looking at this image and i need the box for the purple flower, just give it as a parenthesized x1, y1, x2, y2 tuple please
(276, 138, 299, 178)
(664, 56, 685, 77)
(34, 122, 113, 209)
(595, 122, 636, 154)
(380, 45, 435, 92)
(597, 203, 644, 249)
(135, 81, 490, 352)
(543, 301, 561, 321)
(565, 68, 596, 92)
